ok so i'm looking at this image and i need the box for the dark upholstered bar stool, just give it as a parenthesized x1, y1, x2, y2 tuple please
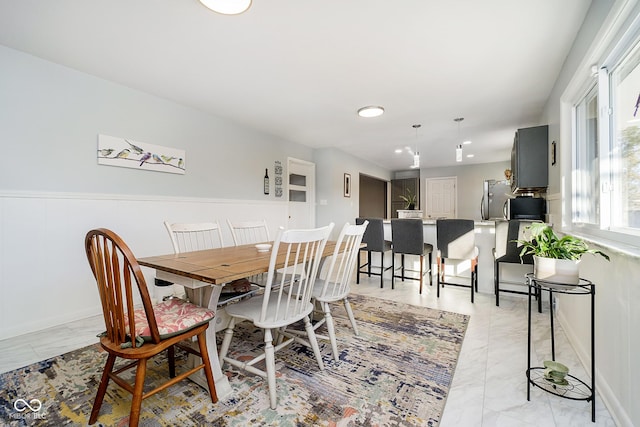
(494, 219, 540, 310)
(356, 218, 392, 288)
(391, 218, 433, 293)
(436, 219, 479, 303)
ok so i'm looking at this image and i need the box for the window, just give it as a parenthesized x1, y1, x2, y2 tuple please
(572, 24, 640, 245)
(610, 40, 640, 232)
(573, 84, 600, 226)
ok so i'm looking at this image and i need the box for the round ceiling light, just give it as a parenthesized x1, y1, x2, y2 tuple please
(199, 0, 252, 15)
(357, 106, 385, 118)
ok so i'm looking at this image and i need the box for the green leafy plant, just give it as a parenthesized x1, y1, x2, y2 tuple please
(399, 189, 417, 209)
(517, 222, 609, 261)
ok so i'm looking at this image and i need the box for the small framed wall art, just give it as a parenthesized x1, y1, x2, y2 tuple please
(344, 173, 351, 197)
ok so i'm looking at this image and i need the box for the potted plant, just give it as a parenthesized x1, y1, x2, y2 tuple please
(399, 189, 417, 210)
(517, 222, 609, 285)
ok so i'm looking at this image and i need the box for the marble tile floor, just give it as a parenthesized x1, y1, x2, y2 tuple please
(0, 276, 616, 426)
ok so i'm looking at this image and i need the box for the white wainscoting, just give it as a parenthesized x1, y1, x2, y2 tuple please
(0, 191, 289, 340)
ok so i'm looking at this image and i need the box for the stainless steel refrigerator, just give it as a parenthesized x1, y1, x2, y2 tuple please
(481, 180, 511, 220)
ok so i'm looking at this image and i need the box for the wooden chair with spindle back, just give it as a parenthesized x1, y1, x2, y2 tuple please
(85, 228, 218, 427)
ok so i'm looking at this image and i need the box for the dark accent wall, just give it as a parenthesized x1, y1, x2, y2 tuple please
(359, 174, 387, 219)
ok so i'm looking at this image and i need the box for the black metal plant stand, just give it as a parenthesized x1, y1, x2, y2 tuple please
(526, 273, 595, 423)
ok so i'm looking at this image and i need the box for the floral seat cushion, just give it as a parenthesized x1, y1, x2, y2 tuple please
(126, 298, 215, 341)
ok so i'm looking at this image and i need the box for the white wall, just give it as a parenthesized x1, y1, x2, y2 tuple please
(420, 161, 511, 220)
(0, 45, 392, 340)
(541, 1, 639, 425)
(314, 147, 392, 239)
(0, 45, 312, 199)
(0, 192, 288, 340)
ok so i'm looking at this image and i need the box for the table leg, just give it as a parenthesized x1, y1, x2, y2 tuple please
(184, 285, 232, 400)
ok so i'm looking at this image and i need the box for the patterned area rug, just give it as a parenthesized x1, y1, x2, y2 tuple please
(0, 294, 468, 426)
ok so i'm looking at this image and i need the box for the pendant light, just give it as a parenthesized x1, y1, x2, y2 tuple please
(454, 117, 464, 162)
(411, 124, 421, 168)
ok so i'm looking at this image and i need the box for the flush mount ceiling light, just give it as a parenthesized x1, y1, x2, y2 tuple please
(199, 0, 252, 15)
(357, 105, 385, 118)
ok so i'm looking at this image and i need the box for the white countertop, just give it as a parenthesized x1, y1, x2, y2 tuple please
(384, 219, 497, 226)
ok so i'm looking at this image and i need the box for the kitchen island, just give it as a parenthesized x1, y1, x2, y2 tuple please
(381, 219, 531, 295)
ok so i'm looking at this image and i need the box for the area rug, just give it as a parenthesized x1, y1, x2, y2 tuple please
(0, 294, 468, 426)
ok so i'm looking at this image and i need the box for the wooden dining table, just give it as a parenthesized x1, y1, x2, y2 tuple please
(138, 240, 337, 400)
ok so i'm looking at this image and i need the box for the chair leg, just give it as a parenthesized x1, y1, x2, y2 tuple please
(322, 303, 339, 361)
(218, 318, 236, 363)
(379, 252, 384, 288)
(368, 252, 372, 277)
(495, 261, 500, 307)
(343, 298, 359, 336)
(128, 359, 147, 427)
(470, 269, 475, 303)
(89, 353, 116, 425)
(304, 315, 325, 370)
(428, 252, 433, 286)
(196, 331, 218, 403)
(401, 254, 406, 281)
(168, 345, 176, 378)
(436, 259, 441, 298)
(470, 263, 478, 303)
(263, 329, 278, 410)
(419, 254, 424, 294)
(391, 252, 395, 290)
(475, 262, 479, 292)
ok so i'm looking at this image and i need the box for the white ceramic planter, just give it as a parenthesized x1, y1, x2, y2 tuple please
(533, 255, 580, 286)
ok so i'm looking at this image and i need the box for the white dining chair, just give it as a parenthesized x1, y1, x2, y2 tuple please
(226, 219, 273, 285)
(165, 221, 225, 253)
(227, 219, 270, 246)
(218, 223, 334, 409)
(285, 221, 368, 361)
(158, 221, 225, 301)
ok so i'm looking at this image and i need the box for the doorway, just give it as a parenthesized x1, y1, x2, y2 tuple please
(359, 174, 387, 218)
(425, 177, 457, 219)
(287, 158, 315, 229)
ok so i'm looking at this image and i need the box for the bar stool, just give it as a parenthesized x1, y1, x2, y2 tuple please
(494, 219, 540, 309)
(356, 217, 392, 288)
(391, 218, 433, 293)
(436, 219, 479, 303)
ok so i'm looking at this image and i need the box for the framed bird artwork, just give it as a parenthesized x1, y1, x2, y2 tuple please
(97, 134, 186, 174)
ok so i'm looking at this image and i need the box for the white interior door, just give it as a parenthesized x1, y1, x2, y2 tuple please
(287, 158, 315, 229)
(426, 177, 457, 219)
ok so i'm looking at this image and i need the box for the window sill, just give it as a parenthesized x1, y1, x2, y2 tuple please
(561, 228, 640, 259)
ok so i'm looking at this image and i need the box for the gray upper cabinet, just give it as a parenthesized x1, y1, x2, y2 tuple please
(510, 125, 548, 193)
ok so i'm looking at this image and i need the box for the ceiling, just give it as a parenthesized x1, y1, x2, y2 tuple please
(0, 0, 592, 171)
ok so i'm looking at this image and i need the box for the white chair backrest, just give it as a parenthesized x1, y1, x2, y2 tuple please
(319, 221, 368, 300)
(436, 219, 476, 260)
(259, 223, 334, 327)
(227, 219, 270, 246)
(494, 219, 539, 259)
(164, 221, 224, 254)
